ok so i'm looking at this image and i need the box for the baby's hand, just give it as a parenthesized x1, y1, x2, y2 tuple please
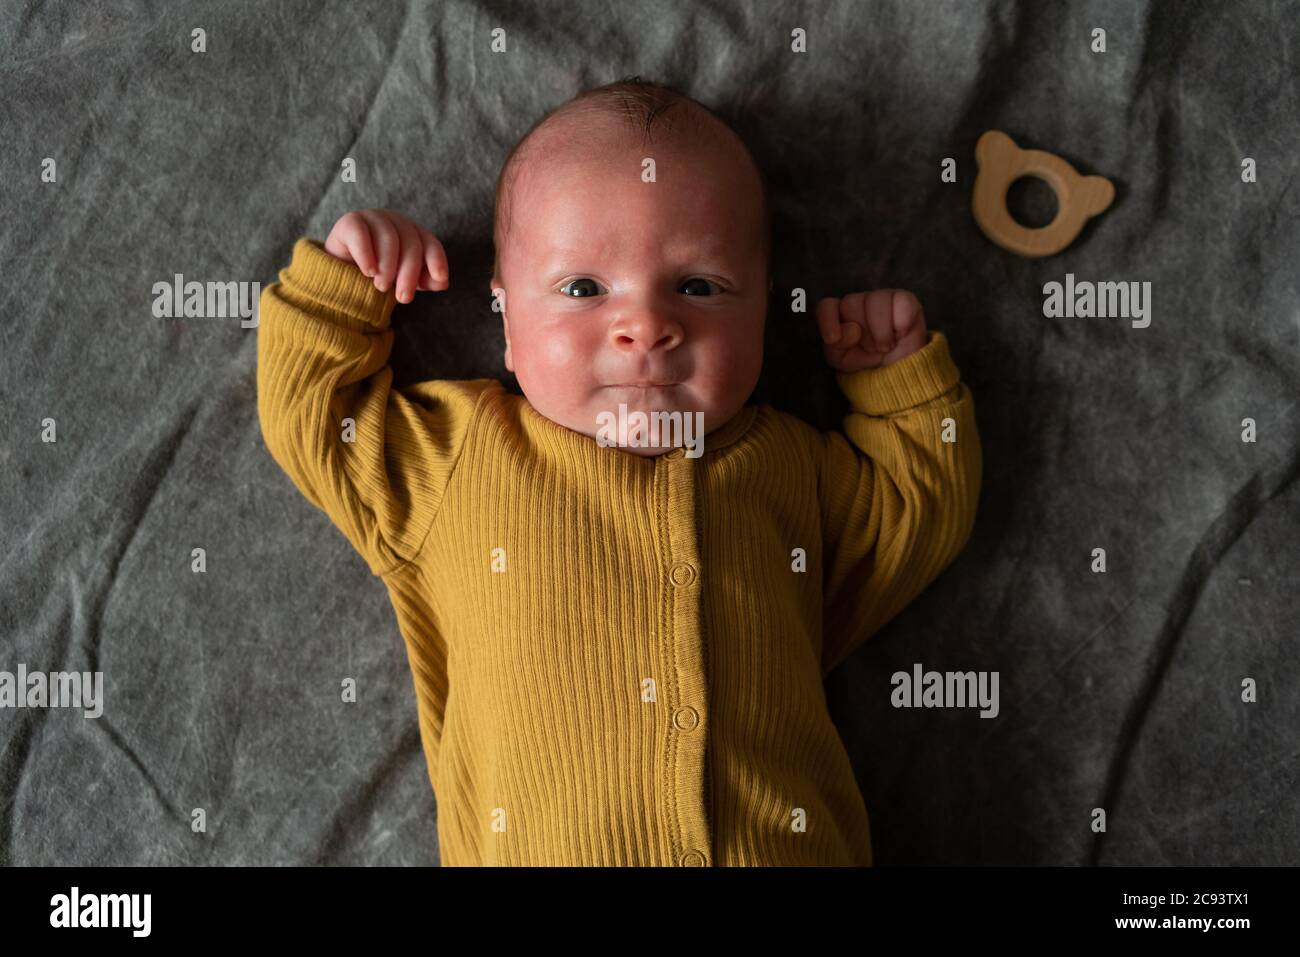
(816, 289, 928, 373)
(323, 209, 450, 303)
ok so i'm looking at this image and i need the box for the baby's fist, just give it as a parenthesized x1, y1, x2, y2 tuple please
(816, 289, 927, 373)
(324, 209, 449, 303)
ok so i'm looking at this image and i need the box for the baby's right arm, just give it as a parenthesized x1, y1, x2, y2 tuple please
(256, 210, 492, 576)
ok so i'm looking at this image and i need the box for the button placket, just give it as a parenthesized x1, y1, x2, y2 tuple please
(658, 453, 712, 867)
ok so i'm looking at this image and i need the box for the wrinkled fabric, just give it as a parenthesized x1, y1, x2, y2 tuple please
(0, 0, 1296, 865)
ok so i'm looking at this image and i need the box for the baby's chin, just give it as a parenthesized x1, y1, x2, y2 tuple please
(524, 380, 746, 451)
(584, 390, 740, 455)
(520, 389, 716, 451)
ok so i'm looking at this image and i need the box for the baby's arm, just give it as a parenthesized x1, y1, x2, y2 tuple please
(256, 210, 489, 576)
(814, 290, 982, 677)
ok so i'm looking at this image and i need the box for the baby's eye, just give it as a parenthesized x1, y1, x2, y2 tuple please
(559, 278, 604, 298)
(680, 277, 722, 296)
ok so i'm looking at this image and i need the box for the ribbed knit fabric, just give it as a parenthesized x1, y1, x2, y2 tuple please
(257, 237, 982, 866)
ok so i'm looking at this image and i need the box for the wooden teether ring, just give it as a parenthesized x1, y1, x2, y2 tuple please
(972, 130, 1115, 258)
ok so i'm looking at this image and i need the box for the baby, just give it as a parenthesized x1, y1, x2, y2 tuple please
(257, 78, 981, 866)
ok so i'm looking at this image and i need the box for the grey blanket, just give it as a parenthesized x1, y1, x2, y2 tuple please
(2, 0, 1296, 865)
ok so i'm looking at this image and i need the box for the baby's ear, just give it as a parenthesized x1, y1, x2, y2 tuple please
(493, 278, 513, 372)
(490, 278, 507, 318)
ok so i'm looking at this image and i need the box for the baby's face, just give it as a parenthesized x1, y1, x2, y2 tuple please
(493, 130, 768, 456)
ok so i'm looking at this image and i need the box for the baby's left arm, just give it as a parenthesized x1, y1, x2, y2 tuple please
(815, 290, 983, 677)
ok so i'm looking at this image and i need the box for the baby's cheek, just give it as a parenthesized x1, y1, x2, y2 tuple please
(516, 327, 595, 396)
(513, 325, 564, 368)
(539, 332, 588, 368)
(537, 328, 605, 384)
(706, 325, 763, 391)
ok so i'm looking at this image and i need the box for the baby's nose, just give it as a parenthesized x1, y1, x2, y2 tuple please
(610, 313, 683, 352)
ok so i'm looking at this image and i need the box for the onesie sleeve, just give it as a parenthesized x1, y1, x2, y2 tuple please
(818, 329, 982, 677)
(256, 237, 491, 576)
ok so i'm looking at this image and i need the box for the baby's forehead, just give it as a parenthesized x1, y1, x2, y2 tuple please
(494, 102, 768, 274)
(511, 121, 750, 210)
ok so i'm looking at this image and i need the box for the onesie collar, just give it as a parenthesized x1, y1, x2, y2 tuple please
(662, 404, 757, 459)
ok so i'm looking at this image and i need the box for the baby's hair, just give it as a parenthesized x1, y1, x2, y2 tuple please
(491, 76, 772, 283)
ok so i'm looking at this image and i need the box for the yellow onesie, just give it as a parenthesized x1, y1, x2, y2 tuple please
(257, 237, 982, 865)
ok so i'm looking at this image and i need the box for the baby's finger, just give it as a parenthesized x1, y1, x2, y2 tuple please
(416, 226, 450, 289)
(415, 257, 445, 292)
(393, 218, 425, 303)
(815, 297, 842, 344)
(822, 335, 881, 374)
(892, 289, 923, 335)
(348, 220, 379, 277)
(325, 212, 374, 273)
(838, 292, 870, 347)
(362, 210, 400, 292)
(863, 290, 898, 353)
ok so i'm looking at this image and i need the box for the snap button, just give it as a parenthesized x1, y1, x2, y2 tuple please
(679, 849, 706, 867)
(669, 562, 696, 587)
(672, 707, 699, 732)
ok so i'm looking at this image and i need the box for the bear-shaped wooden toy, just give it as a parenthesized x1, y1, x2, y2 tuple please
(972, 130, 1115, 257)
